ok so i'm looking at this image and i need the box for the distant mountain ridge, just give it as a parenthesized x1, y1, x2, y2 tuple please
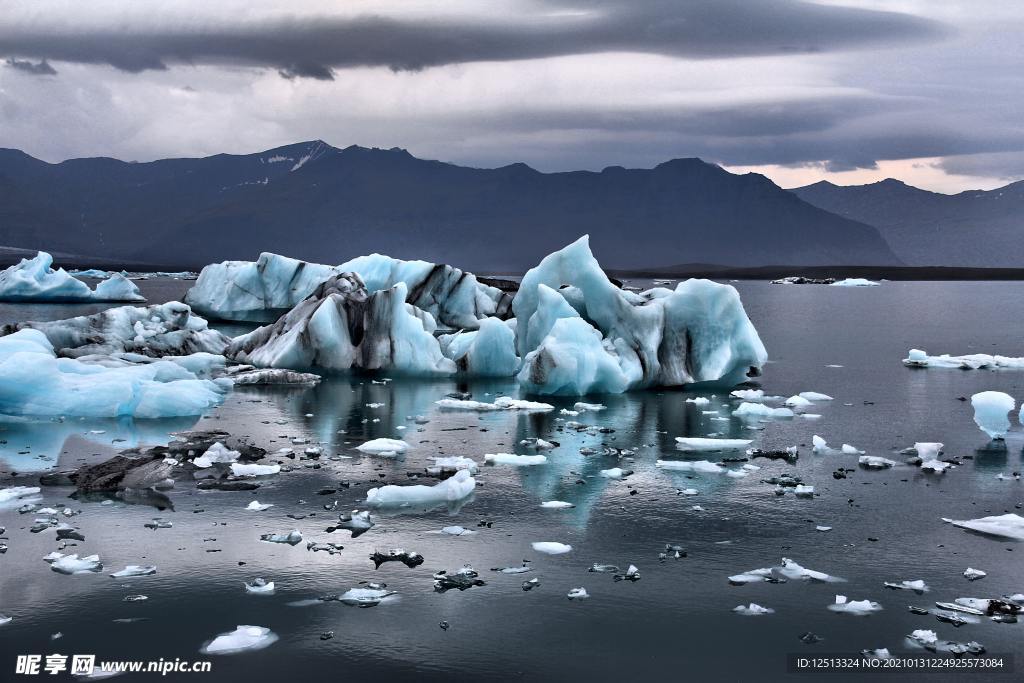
(0, 141, 901, 271)
(792, 178, 1024, 267)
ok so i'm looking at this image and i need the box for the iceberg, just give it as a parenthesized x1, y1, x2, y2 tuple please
(227, 275, 456, 376)
(971, 391, 1014, 439)
(1, 302, 229, 358)
(513, 236, 766, 394)
(830, 278, 880, 287)
(365, 468, 475, 507)
(567, 587, 589, 600)
(245, 501, 273, 511)
(0, 252, 144, 303)
(941, 513, 1024, 540)
(799, 391, 833, 401)
(540, 500, 575, 509)
(201, 625, 279, 655)
(47, 553, 103, 575)
(674, 437, 752, 451)
(0, 329, 230, 419)
(438, 317, 520, 376)
(903, 348, 1024, 370)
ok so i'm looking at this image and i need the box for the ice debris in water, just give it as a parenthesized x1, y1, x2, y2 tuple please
(0, 252, 144, 303)
(829, 278, 879, 287)
(356, 438, 411, 455)
(828, 595, 883, 615)
(260, 530, 303, 545)
(340, 586, 397, 607)
(574, 401, 605, 411)
(812, 435, 829, 453)
(859, 455, 897, 469)
(201, 625, 279, 655)
(491, 564, 532, 574)
(439, 526, 475, 536)
(45, 553, 103, 575)
(733, 403, 793, 420)
(963, 568, 987, 581)
(370, 548, 424, 569)
(905, 629, 986, 656)
(0, 615, 11, 626)
(799, 391, 833, 401)
(532, 542, 572, 555)
(674, 437, 752, 451)
(971, 391, 1014, 439)
(0, 486, 41, 505)
(427, 456, 479, 476)
(904, 348, 1024, 370)
(484, 453, 547, 466)
(730, 558, 844, 585)
(941, 513, 1024, 540)
(245, 501, 273, 511)
(193, 442, 240, 468)
(230, 462, 281, 477)
(656, 460, 749, 477)
(599, 467, 627, 478)
(365, 469, 475, 507)
(540, 501, 575, 509)
(433, 566, 486, 592)
(784, 395, 811, 408)
(841, 444, 863, 454)
(245, 578, 276, 595)
(110, 565, 157, 578)
(329, 510, 374, 537)
(884, 579, 929, 593)
(435, 397, 554, 412)
(567, 587, 589, 600)
(613, 565, 640, 582)
(734, 603, 774, 615)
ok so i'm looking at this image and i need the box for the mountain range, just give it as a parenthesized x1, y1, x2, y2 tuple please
(0, 141, 902, 271)
(792, 178, 1024, 267)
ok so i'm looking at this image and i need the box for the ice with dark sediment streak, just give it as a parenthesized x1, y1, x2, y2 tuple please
(0, 252, 144, 303)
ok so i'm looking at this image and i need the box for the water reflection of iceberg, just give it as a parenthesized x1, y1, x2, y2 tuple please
(0, 415, 199, 472)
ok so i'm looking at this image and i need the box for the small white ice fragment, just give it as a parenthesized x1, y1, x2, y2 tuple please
(540, 501, 574, 509)
(230, 463, 280, 477)
(201, 625, 278, 655)
(356, 438, 410, 455)
(245, 578, 276, 595)
(245, 501, 273, 511)
(733, 603, 774, 615)
(963, 567, 986, 581)
(484, 453, 547, 466)
(674, 437, 752, 451)
(828, 595, 882, 615)
(941, 513, 1024, 540)
(567, 587, 589, 600)
(532, 541, 572, 555)
(110, 565, 156, 578)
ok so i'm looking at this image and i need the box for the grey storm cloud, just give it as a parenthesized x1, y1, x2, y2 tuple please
(0, 0, 945, 78)
(4, 58, 57, 76)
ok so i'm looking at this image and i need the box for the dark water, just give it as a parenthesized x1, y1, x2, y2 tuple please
(1, 279, 1023, 682)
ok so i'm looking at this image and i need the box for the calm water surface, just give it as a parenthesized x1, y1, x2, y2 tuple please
(1, 279, 1022, 682)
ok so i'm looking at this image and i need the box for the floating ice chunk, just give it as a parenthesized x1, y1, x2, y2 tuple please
(110, 565, 156, 578)
(812, 435, 829, 453)
(828, 595, 882, 615)
(859, 455, 898, 469)
(914, 442, 943, 461)
(963, 567, 986, 581)
(339, 587, 397, 606)
(484, 453, 547, 466)
(884, 579, 928, 593)
(599, 467, 626, 478)
(941, 513, 1024, 540)
(734, 603, 774, 615)
(48, 553, 103, 575)
(491, 564, 533, 574)
(920, 460, 952, 474)
(229, 367, 321, 385)
(686, 396, 710, 406)
(830, 278, 879, 287)
(433, 566, 486, 592)
(329, 510, 375, 537)
(903, 348, 1024, 370)
(245, 578, 275, 595)
(567, 587, 589, 600)
(0, 486, 41, 505)
(0, 252, 144, 302)
(841, 444, 863, 454)
(574, 401, 606, 411)
(230, 463, 281, 477)
(427, 456, 479, 476)
(656, 459, 737, 475)
(260, 530, 302, 545)
(971, 391, 1015, 439)
(245, 501, 273, 511)
(674, 437, 752, 451)
(440, 526, 475, 536)
(785, 395, 812, 408)
(0, 615, 10, 626)
(734, 402, 794, 420)
(371, 548, 424, 569)
(201, 625, 279, 655)
(532, 541, 572, 555)
(728, 568, 774, 585)
(520, 438, 556, 450)
(862, 648, 892, 660)
(366, 469, 475, 507)
(778, 558, 845, 583)
(799, 392, 833, 401)
(193, 442, 240, 468)
(541, 501, 575, 509)
(435, 397, 555, 412)
(357, 438, 410, 455)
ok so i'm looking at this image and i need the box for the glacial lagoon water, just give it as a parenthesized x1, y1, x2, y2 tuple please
(1, 278, 1023, 681)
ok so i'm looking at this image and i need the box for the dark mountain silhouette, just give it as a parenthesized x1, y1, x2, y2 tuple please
(0, 141, 900, 271)
(792, 178, 1024, 267)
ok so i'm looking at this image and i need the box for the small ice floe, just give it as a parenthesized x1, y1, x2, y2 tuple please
(589, 563, 620, 573)
(144, 519, 172, 530)
(560, 408, 580, 416)
(334, 585, 397, 607)
(733, 403, 794, 420)
(841, 444, 863, 454)
(884, 579, 929, 594)
(365, 469, 475, 507)
(356, 438, 411, 455)
(995, 472, 1020, 481)
(828, 595, 882, 615)
(784, 395, 812, 409)
(599, 467, 628, 478)
(201, 625, 279, 655)
(365, 403, 384, 409)
(941, 513, 1024, 540)
(0, 614, 11, 626)
(370, 548, 424, 569)
(230, 463, 281, 477)
(674, 437, 752, 452)
(522, 577, 540, 591)
(540, 501, 575, 509)
(574, 402, 606, 411)
(613, 565, 640, 582)
(678, 488, 699, 495)
(484, 453, 547, 466)
(520, 438, 557, 451)
(532, 541, 572, 555)
(812, 435, 829, 453)
(46, 553, 103, 575)
(329, 510, 375, 537)
(433, 566, 486, 592)
(245, 501, 273, 511)
(830, 278, 879, 287)
(861, 648, 892, 660)
(816, 526, 832, 532)
(685, 396, 710, 406)
(971, 391, 1014, 439)
(110, 565, 156, 578)
(731, 389, 768, 401)
(260, 530, 303, 545)
(728, 568, 775, 585)
(491, 564, 532, 574)
(963, 568, 987, 581)
(799, 392, 833, 401)
(426, 456, 479, 476)
(905, 629, 985, 655)
(439, 526, 476, 536)
(193, 442, 240, 468)
(775, 484, 814, 498)
(778, 558, 844, 583)
(306, 542, 344, 555)
(904, 348, 1024, 370)
(435, 397, 554, 412)
(0, 486, 41, 506)
(733, 603, 774, 615)
(859, 455, 897, 469)
(656, 459, 749, 477)
(245, 578, 275, 595)
(567, 587, 589, 600)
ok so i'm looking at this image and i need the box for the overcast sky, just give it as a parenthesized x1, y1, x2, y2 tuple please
(1, 0, 1021, 193)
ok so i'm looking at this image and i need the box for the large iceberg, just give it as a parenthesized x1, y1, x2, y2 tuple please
(185, 251, 511, 328)
(1, 302, 229, 358)
(513, 237, 766, 394)
(0, 252, 144, 302)
(438, 318, 520, 376)
(971, 391, 1014, 439)
(0, 329, 230, 419)
(227, 275, 456, 376)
